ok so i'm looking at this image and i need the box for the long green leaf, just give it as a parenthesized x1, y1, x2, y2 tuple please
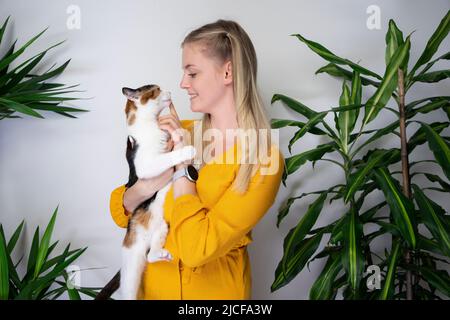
(342, 207, 364, 293)
(406, 96, 450, 110)
(407, 98, 450, 119)
(24, 103, 87, 113)
(68, 287, 81, 300)
(282, 193, 327, 275)
(1, 228, 23, 296)
(285, 142, 336, 177)
(11, 60, 71, 92)
(372, 168, 416, 248)
(338, 81, 352, 152)
(292, 34, 382, 79)
(1, 53, 46, 93)
(6, 220, 24, 254)
(379, 240, 401, 300)
(363, 37, 411, 126)
(0, 98, 44, 118)
(412, 185, 450, 257)
(316, 63, 381, 87)
(288, 112, 327, 152)
(271, 118, 327, 135)
(34, 207, 58, 278)
(414, 69, 450, 83)
(309, 255, 342, 300)
(420, 267, 450, 297)
(422, 173, 450, 192)
(271, 94, 318, 119)
(0, 228, 9, 299)
(409, 122, 449, 153)
(420, 122, 450, 180)
(17, 247, 86, 300)
(352, 121, 400, 156)
(0, 17, 11, 45)
(26, 227, 39, 274)
(0, 41, 16, 77)
(277, 185, 343, 227)
(409, 10, 450, 78)
(418, 235, 445, 256)
(0, 28, 48, 72)
(409, 51, 450, 86)
(272, 232, 324, 292)
(345, 149, 394, 203)
(385, 19, 405, 67)
(349, 71, 361, 130)
(0, 40, 65, 92)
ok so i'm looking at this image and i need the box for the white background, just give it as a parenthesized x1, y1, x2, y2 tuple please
(0, 0, 449, 299)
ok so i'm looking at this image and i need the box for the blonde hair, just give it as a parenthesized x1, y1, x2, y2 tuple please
(182, 19, 272, 194)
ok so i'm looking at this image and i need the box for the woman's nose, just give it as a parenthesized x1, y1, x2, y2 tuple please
(180, 74, 190, 89)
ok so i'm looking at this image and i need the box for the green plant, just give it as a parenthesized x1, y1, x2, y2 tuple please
(0, 16, 88, 120)
(271, 11, 450, 299)
(0, 207, 101, 300)
(0, 16, 98, 299)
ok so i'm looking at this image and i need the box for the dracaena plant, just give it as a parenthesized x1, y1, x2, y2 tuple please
(271, 11, 450, 299)
(0, 16, 87, 120)
(0, 207, 102, 299)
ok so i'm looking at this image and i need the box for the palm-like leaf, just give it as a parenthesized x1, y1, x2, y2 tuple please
(0, 17, 88, 120)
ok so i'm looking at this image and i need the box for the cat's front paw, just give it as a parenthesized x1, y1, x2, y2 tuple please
(147, 249, 173, 263)
(181, 145, 196, 161)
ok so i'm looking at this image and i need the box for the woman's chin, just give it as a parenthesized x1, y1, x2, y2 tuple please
(190, 103, 202, 113)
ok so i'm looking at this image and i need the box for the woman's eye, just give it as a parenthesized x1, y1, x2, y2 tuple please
(188, 73, 197, 78)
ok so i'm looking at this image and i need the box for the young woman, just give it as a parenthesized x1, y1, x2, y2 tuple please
(109, 19, 283, 299)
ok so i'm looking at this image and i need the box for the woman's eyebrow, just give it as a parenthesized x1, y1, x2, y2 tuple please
(183, 64, 197, 70)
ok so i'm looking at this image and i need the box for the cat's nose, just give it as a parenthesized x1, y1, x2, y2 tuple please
(161, 91, 171, 101)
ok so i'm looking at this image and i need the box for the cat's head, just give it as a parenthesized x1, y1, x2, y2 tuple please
(122, 84, 171, 117)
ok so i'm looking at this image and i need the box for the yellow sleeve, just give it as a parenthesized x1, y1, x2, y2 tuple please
(109, 184, 131, 228)
(170, 148, 284, 268)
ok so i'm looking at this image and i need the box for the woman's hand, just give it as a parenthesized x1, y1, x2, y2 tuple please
(158, 103, 185, 150)
(123, 168, 174, 213)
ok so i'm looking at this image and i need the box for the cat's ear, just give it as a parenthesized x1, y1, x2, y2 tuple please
(122, 87, 139, 101)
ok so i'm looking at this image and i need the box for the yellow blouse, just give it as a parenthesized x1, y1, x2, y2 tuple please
(109, 120, 284, 299)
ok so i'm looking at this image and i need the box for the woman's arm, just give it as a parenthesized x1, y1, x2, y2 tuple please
(123, 168, 174, 212)
(110, 168, 174, 228)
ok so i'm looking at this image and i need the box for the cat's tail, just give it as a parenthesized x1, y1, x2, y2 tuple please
(95, 270, 120, 300)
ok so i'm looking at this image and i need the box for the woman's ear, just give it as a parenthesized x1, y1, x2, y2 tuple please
(223, 61, 233, 85)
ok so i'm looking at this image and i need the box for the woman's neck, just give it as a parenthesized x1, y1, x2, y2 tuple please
(209, 97, 238, 154)
(210, 90, 238, 134)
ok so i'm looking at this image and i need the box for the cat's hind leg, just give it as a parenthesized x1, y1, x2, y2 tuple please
(121, 243, 147, 300)
(147, 219, 172, 263)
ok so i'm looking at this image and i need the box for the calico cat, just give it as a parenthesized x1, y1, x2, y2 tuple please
(120, 84, 196, 300)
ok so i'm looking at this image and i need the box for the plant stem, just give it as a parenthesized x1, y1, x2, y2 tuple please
(397, 69, 413, 300)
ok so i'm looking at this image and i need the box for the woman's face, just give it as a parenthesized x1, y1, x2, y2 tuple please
(180, 43, 231, 113)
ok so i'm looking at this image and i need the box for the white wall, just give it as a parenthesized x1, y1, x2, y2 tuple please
(0, 0, 449, 299)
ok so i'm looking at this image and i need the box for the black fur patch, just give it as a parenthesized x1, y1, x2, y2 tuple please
(125, 135, 157, 214)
